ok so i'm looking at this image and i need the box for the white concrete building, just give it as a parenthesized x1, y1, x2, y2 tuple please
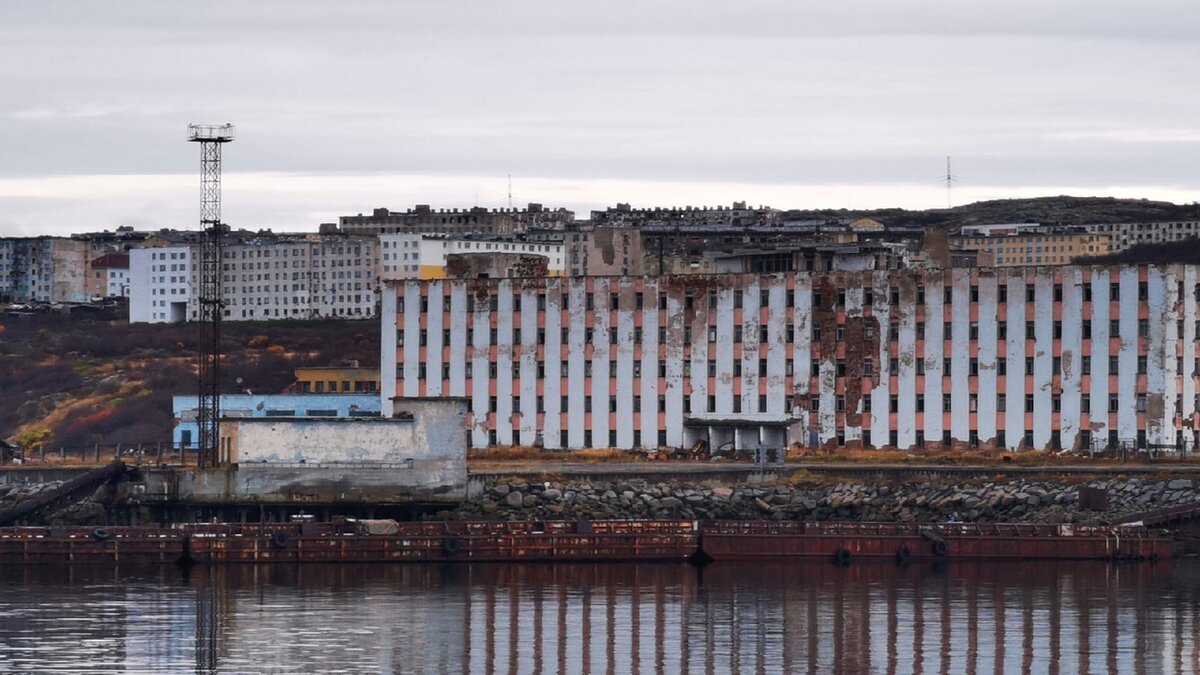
(129, 246, 194, 323)
(220, 235, 378, 320)
(385, 265, 1200, 453)
(129, 235, 379, 323)
(1086, 221, 1200, 253)
(379, 233, 565, 281)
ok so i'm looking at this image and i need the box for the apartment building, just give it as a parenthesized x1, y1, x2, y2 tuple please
(951, 229, 1109, 267)
(1085, 221, 1200, 253)
(0, 237, 90, 303)
(86, 254, 130, 299)
(591, 202, 781, 228)
(221, 235, 378, 320)
(379, 234, 565, 281)
(129, 246, 194, 322)
(560, 226, 644, 276)
(383, 265, 1200, 453)
(340, 203, 573, 236)
(128, 234, 379, 323)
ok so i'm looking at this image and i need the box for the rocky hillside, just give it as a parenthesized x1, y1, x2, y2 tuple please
(785, 196, 1200, 230)
(0, 313, 378, 450)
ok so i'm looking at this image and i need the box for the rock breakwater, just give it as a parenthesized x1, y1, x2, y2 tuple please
(444, 476, 1200, 525)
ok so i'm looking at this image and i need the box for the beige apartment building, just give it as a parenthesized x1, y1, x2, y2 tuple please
(951, 231, 1109, 267)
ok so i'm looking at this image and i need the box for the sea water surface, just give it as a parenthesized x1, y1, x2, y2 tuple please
(0, 559, 1198, 674)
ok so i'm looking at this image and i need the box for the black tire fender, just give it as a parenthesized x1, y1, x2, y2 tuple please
(270, 530, 292, 548)
(91, 528, 111, 542)
(443, 536, 461, 555)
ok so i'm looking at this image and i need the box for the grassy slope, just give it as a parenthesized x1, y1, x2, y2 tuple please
(0, 312, 378, 448)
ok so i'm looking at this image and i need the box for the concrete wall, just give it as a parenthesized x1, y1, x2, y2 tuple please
(386, 265, 1200, 452)
(196, 398, 470, 503)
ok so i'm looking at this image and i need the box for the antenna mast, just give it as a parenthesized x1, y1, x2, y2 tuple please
(507, 174, 512, 210)
(943, 155, 956, 209)
(187, 123, 235, 469)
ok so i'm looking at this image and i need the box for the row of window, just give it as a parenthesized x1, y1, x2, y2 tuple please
(399, 278, 1193, 313)
(398, 315, 1168, 349)
(410, 349, 1191, 383)
(475, 424, 1157, 453)
(466, 391, 1170, 417)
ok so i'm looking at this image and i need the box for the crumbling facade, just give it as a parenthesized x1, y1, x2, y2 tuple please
(383, 265, 1200, 452)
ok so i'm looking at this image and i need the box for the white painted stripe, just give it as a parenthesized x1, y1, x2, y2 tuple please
(950, 269, 971, 443)
(615, 279, 636, 449)
(567, 278, 587, 449)
(543, 280, 563, 448)
(520, 284, 539, 446)
(715, 286, 735, 414)
(379, 283, 397, 417)
(426, 281, 443, 397)
(793, 275, 813, 445)
(449, 284, 467, 397)
(591, 278, 612, 447)
(1032, 269, 1053, 448)
(924, 272, 944, 443)
(843, 283, 863, 444)
(976, 272, 998, 444)
(1059, 268, 1083, 450)
(870, 273, 891, 448)
(1004, 269, 1025, 450)
(496, 280, 514, 444)
(402, 282, 421, 398)
(641, 279, 662, 448)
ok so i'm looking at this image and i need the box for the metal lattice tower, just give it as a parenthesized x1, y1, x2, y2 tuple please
(187, 123, 235, 468)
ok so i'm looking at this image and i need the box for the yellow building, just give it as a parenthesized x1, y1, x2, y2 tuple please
(294, 366, 380, 394)
(951, 231, 1110, 267)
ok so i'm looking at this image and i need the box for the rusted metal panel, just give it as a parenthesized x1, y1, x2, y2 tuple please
(1078, 486, 1110, 511)
(700, 521, 1172, 561)
(0, 520, 1175, 565)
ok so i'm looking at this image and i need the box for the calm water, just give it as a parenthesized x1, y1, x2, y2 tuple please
(1, 560, 1199, 674)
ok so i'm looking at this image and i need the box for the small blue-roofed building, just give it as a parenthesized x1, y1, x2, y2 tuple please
(172, 394, 381, 449)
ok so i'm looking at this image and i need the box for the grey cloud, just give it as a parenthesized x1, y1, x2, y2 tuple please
(0, 1, 1197, 234)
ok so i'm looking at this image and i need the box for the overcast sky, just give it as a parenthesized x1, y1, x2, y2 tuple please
(1, 1, 1198, 236)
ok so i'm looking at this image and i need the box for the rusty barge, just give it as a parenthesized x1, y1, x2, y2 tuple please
(0, 520, 1173, 565)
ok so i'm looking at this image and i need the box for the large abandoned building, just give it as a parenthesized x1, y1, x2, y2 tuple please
(382, 265, 1200, 453)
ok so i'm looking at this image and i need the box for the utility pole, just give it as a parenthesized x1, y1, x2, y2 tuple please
(187, 123, 235, 469)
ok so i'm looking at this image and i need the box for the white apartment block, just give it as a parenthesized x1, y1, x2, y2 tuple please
(106, 268, 130, 298)
(128, 236, 379, 323)
(219, 236, 378, 320)
(386, 265, 1200, 453)
(1086, 221, 1200, 253)
(379, 233, 423, 279)
(129, 246, 194, 323)
(380, 234, 565, 281)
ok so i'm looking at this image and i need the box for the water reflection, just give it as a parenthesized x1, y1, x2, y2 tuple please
(0, 560, 1198, 673)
